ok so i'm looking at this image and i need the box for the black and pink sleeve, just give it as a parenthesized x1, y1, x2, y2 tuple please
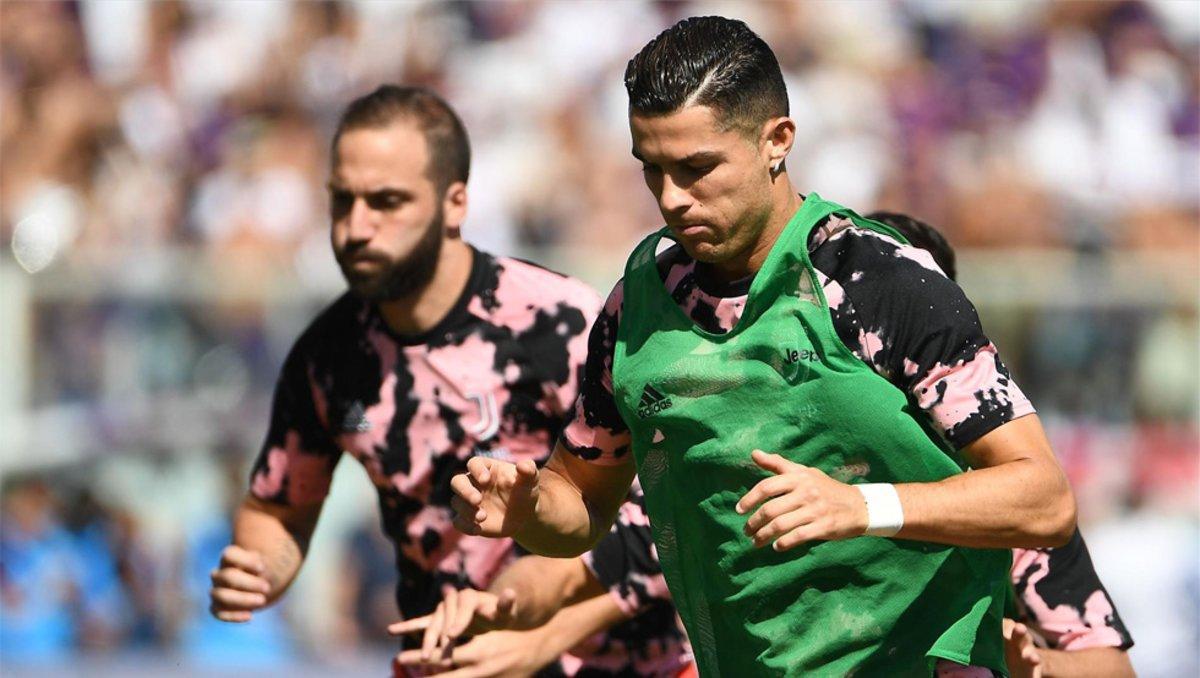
(810, 225, 1035, 449)
(560, 281, 634, 465)
(581, 491, 673, 618)
(248, 338, 341, 507)
(1011, 530, 1134, 651)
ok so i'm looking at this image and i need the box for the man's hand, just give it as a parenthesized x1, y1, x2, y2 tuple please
(451, 458, 540, 538)
(736, 450, 868, 551)
(1003, 619, 1044, 678)
(394, 628, 554, 678)
(387, 587, 519, 662)
(209, 545, 272, 622)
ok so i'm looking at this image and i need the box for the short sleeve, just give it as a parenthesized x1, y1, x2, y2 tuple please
(248, 340, 341, 507)
(560, 281, 635, 466)
(531, 282, 604, 419)
(1011, 529, 1134, 651)
(810, 226, 1035, 449)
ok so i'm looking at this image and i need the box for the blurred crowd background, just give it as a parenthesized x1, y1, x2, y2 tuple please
(1, 0, 1197, 675)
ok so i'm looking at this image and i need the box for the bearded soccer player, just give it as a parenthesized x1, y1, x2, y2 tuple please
(452, 17, 1077, 676)
(204, 85, 691, 675)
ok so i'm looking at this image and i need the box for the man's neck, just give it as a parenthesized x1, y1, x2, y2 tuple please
(376, 239, 474, 336)
(710, 182, 803, 281)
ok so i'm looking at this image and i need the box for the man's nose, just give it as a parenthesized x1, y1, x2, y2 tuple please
(659, 174, 692, 214)
(345, 198, 376, 243)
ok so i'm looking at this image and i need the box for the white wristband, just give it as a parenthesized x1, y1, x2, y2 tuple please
(857, 483, 904, 537)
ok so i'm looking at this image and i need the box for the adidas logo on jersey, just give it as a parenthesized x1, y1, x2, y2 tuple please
(341, 400, 372, 433)
(637, 384, 673, 418)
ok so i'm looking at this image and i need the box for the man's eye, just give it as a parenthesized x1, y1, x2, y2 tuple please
(365, 193, 403, 211)
(330, 191, 354, 213)
(641, 163, 661, 175)
(686, 164, 715, 177)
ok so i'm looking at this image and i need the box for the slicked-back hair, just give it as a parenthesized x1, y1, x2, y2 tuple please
(332, 85, 470, 193)
(624, 16, 789, 135)
(866, 211, 958, 282)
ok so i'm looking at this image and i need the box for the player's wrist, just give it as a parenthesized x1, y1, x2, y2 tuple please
(856, 483, 905, 537)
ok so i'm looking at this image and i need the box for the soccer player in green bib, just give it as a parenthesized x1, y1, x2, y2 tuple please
(451, 16, 1077, 676)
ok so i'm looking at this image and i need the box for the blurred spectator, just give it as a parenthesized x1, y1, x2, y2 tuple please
(58, 481, 148, 649)
(0, 476, 79, 664)
(0, 475, 125, 663)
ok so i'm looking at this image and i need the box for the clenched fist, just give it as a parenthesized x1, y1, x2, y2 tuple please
(209, 545, 272, 623)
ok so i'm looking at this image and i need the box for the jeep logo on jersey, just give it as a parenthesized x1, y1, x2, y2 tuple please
(637, 384, 673, 418)
(784, 348, 819, 364)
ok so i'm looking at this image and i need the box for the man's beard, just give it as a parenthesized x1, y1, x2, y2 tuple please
(337, 205, 445, 302)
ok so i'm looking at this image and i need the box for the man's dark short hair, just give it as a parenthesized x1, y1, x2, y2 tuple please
(866, 211, 958, 282)
(624, 16, 789, 135)
(332, 85, 470, 193)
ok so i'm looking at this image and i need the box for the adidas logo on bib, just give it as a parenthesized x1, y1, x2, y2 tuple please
(637, 384, 673, 418)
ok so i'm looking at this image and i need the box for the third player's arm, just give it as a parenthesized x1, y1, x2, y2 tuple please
(516, 443, 637, 558)
(1006, 620, 1135, 678)
(1035, 647, 1135, 678)
(895, 413, 1075, 548)
(488, 553, 608, 629)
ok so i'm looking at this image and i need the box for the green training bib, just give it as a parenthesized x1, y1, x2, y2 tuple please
(612, 194, 1009, 676)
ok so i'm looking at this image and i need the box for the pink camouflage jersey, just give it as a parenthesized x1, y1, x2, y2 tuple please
(249, 248, 619, 660)
(562, 212, 1131, 658)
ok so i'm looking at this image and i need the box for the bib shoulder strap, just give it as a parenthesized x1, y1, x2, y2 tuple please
(625, 227, 670, 282)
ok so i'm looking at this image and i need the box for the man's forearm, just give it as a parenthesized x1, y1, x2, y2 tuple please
(233, 495, 319, 603)
(1038, 647, 1135, 678)
(487, 555, 597, 630)
(896, 458, 1075, 548)
(514, 467, 606, 557)
(893, 415, 1075, 549)
(525, 592, 630, 663)
(513, 450, 636, 558)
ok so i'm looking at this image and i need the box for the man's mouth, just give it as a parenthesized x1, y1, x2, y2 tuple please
(671, 223, 710, 237)
(341, 252, 388, 271)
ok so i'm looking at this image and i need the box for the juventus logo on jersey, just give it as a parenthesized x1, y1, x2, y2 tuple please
(466, 392, 501, 441)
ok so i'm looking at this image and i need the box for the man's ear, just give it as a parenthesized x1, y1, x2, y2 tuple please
(763, 116, 796, 175)
(443, 181, 468, 237)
